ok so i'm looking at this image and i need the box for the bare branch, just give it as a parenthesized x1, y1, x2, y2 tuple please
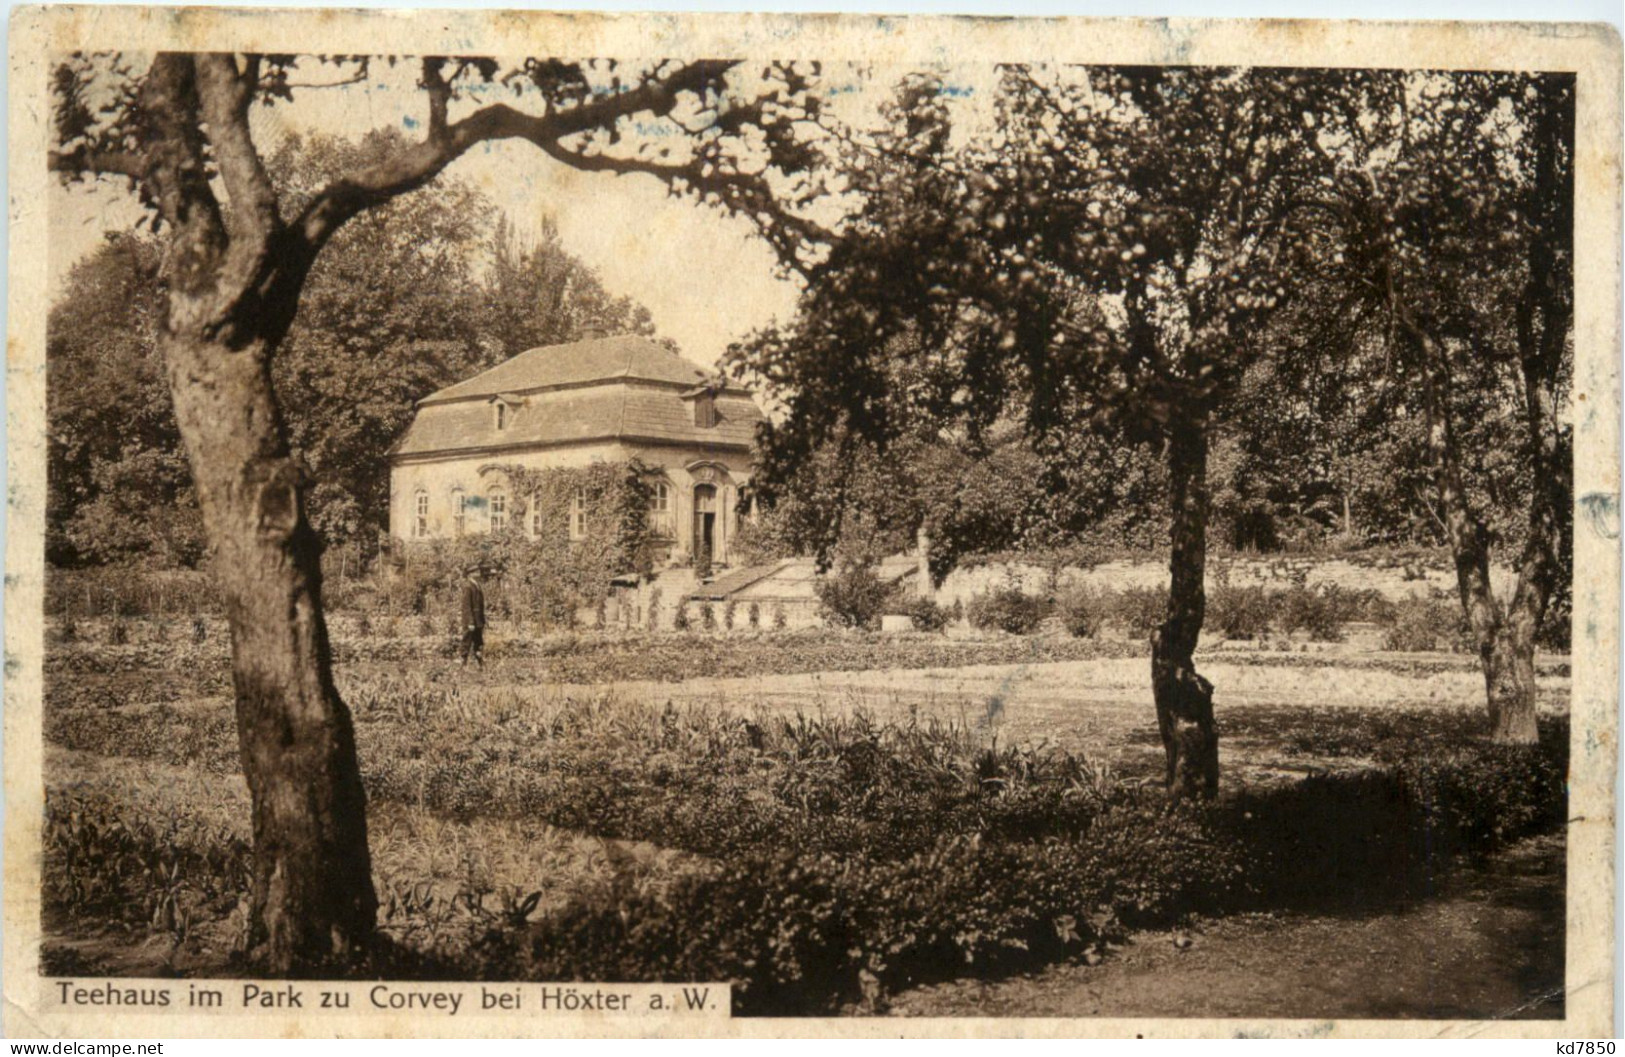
(269, 69, 369, 92)
(535, 139, 832, 254)
(48, 146, 143, 179)
(292, 59, 829, 268)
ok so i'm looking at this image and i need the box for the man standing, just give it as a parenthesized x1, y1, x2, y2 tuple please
(460, 563, 486, 669)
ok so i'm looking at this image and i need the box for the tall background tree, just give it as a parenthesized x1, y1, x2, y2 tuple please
(1326, 70, 1574, 743)
(49, 51, 827, 970)
(47, 232, 204, 567)
(734, 67, 1355, 798)
(482, 214, 658, 356)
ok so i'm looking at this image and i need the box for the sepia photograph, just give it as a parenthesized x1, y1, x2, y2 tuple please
(5, 6, 1620, 1039)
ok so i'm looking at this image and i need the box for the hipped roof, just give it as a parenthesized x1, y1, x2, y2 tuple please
(418, 334, 730, 406)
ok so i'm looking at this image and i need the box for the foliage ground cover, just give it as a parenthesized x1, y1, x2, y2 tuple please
(46, 658, 1567, 1013)
(45, 624, 1145, 688)
(43, 749, 703, 975)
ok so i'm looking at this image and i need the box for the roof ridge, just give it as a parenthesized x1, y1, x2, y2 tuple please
(416, 333, 717, 406)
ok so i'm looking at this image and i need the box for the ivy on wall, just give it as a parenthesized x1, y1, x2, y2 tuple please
(396, 459, 658, 623)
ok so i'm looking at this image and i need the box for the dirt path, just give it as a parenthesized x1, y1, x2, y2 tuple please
(885, 835, 1566, 1022)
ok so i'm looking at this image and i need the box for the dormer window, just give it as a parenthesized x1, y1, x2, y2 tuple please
(681, 384, 720, 429)
(693, 392, 716, 428)
(492, 394, 521, 431)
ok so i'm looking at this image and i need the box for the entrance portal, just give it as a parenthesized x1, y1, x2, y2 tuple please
(692, 484, 717, 570)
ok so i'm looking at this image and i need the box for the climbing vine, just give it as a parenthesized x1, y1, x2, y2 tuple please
(397, 460, 658, 624)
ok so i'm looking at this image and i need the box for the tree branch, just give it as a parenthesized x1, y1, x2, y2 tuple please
(292, 58, 830, 269)
(421, 57, 452, 142)
(535, 139, 832, 256)
(138, 54, 229, 296)
(48, 146, 143, 179)
(195, 53, 280, 239)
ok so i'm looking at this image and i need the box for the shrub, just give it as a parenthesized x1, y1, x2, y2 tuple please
(647, 588, 662, 632)
(107, 619, 130, 646)
(748, 602, 761, 629)
(1056, 586, 1106, 639)
(966, 587, 1049, 635)
(903, 596, 949, 633)
(356, 610, 373, 638)
(482, 723, 1564, 1014)
(190, 616, 208, 645)
(1275, 585, 1344, 642)
(772, 605, 788, 630)
(1381, 595, 1471, 652)
(1206, 584, 1270, 640)
(503, 803, 1246, 1014)
(701, 603, 717, 632)
(723, 600, 738, 631)
(673, 604, 692, 632)
(44, 790, 252, 935)
(815, 562, 894, 630)
(1110, 585, 1167, 639)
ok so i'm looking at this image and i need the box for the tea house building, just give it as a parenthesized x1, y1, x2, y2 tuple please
(388, 333, 763, 568)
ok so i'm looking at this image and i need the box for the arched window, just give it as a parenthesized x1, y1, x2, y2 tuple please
(413, 490, 429, 538)
(489, 489, 508, 533)
(451, 488, 466, 536)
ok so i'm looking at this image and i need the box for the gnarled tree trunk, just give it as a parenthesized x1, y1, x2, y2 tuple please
(1152, 416, 1218, 800)
(126, 53, 379, 971)
(1416, 327, 1555, 746)
(161, 323, 376, 972)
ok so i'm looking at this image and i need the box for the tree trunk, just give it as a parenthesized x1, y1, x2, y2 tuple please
(1413, 327, 1549, 746)
(916, 524, 933, 602)
(1152, 417, 1218, 801)
(161, 327, 376, 973)
(1484, 619, 1540, 744)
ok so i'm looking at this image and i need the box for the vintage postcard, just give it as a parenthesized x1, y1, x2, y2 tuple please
(5, 5, 1621, 1040)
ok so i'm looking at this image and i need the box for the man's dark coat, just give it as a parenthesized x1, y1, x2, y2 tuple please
(461, 579, 486, 629)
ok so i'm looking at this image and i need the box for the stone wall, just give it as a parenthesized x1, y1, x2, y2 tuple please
(931, 554, 1518, 605)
